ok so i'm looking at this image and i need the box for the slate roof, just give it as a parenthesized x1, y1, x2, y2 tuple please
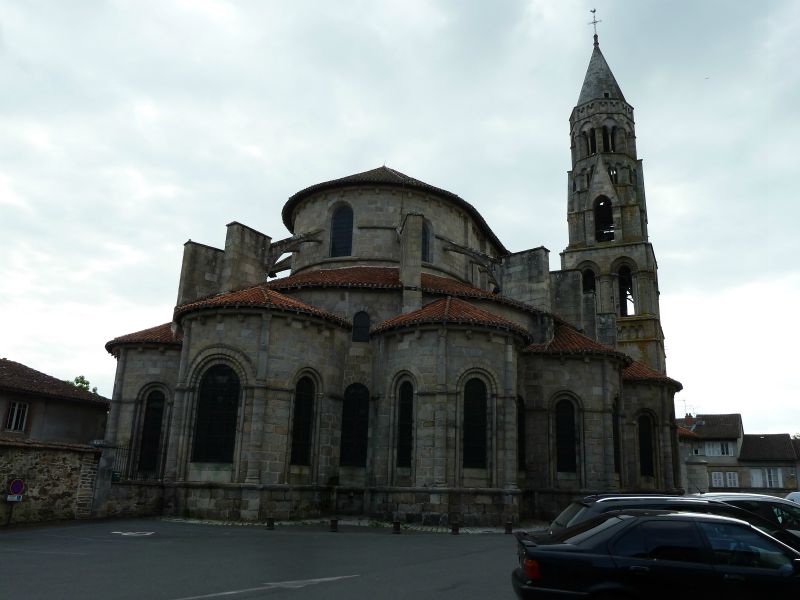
(524, 321, 630, 364)
(105, 323, 182, 354)
(739, 434, 799, 462)
(0, 358, 109, 407)
(676, 414, 743, 440)
(172, 285, 349, 327)
(623, 360, 683, 391)
(577, 38, 626, 105)
(281, 166, 509, 255)
(372, 296, 533, 342)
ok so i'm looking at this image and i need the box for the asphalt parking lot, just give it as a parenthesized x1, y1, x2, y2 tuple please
(1, 518, 520, 599)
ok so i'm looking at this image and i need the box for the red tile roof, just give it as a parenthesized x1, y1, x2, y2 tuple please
(623, 360, 683, 390)
(0, 358, 109, 406)
(282, 166, 509, 254)
(525, 322, 631, 364)
(173, 284, 349, 327)
(677, 426, 699, 439)
(105, 323, 182, 354)
(373, 297, 533, 342)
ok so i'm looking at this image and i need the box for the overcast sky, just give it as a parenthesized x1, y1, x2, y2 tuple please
(1, 1, 797, 435)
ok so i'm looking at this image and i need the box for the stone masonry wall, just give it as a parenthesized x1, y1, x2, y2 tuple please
(0, 440, 101, 526)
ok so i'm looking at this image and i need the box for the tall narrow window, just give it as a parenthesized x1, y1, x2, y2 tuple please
(352, 311, 370, 342)
(608, 166, 618, 184)
(638, 414, 655, 477)
(555, 400, 577, 473)
(396, 381, 413, 468)
(589, 128, 597, 155)
(594, 196, 614, 242)
(610, 126, 617, 152)
(517, 396, 526, 471)
(612, 399, 621, 474)
(582, 269, 596, 294)
(330, 205, 353, 257)
(421, 223, 431, 263)
(5, 401, 28, 432)
(290, 377, 315, 466)
(193, 365, 240, 463)
(618, 266, 635, 316)
(138, 390, 165, 474)
(602, 126, 611, 152)
(340, 383, 369, 467)
(463, 378, 487, 468)
(581, 132, 590, 158)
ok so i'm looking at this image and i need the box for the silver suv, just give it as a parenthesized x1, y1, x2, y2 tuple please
(696, 492, 800, 539)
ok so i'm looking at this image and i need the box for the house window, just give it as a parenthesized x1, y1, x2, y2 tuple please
(594, 196, 614, 242)
(725, 472, 739, 488)
(290, 377, 315, 466)
(192, 365, 240, 463)
(638, 414, 655, 477)
(421, 223, 431, 263)
(711, 471, 725, 488)
(396, 381, 413, 468)
(137, 391, 165, 474)
(766, 468, 783, 488)
(463, 378, 487, 469)
(340, 383, 369, 467)
(5, 401, 28, 431)
(555, 400, 577, 473)
(352, 311, 370, 342)
(704, 441, 733, 456)
(330, 205, 353, 257)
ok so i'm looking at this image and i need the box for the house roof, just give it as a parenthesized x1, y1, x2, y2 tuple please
(524, 321, 631, 365)
(739, 434, 799, 462)
(172, 285, 350, 327)
(281, 166, 509, 255)
(677, 426, 699, 440)
(623, 360, 683, 391)
(675, 414, 743, 440)
(577, 37, 626, 105)
(372, 296, 533, 342)
(105, 323, 182, 354)
(0, 358, 109, 407)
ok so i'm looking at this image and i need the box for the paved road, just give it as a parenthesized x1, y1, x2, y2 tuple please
(1, 518, 519, 599)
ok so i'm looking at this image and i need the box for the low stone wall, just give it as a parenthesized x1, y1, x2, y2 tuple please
(0, 439, 101, 526)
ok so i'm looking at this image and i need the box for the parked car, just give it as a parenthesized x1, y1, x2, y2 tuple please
(695, 493, 800, 540)
(547, 493, 800, 551)
(512, 510, 800, 600)
(787, 491, 800, 504)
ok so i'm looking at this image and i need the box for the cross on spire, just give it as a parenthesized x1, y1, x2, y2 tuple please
(589, 8, 601, 46)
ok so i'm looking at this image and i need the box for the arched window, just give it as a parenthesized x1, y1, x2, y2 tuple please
(463, 378, 487, 468)
(608, 166, 618, 184)
(352, 311, 370, 342)
(582, 269, 596, 294)
(138, 390, 165, 474)
(421, 223, 431, 263)
(618, 266, 635, 316)
(581, 132, 590, 159)
(555, 400, 577, 473)
(340, 383, 369, 467)
(589, 128, 597, 155)
(396, 381, 414, 468)
(290, 377, 315, 466)
(638, 414, 655, 477)
(330, 205, 353, 257)
(602, 126, 611, 152)
(594, 196, 614, 242)
(610, 126, 617, 152)
(193, 365, 239, 463)
(587, 166, 594, 188)
(517, 396, 526, 471)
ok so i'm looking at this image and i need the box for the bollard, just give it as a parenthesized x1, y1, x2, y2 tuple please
(392, 520, 401, 534)
(504, 521, 512, 534)
(266, 517, 275, 530)
(451, 522, 460, 535)
(330, 518, 339, 532)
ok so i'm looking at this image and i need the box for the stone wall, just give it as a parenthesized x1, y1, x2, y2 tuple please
(0, 440, 101, 526)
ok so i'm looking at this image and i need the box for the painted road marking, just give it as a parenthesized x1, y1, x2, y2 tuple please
(170, 575, 360, 599)
(110, 531, 155, 536)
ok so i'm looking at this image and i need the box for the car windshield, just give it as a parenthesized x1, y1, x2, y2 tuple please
(555, 514, 633, 544)
(552, 502, 589, 529)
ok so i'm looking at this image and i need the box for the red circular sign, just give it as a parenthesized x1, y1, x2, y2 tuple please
(9, 479, 24, 495)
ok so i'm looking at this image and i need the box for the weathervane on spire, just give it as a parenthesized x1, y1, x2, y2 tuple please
(589, 8, 601, 46)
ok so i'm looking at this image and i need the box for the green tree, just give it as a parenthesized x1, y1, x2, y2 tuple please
(67, 375, 98, 394)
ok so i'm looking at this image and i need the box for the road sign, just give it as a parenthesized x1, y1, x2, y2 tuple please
(6, 495, 23, 502)
(8, 479, 24, 495)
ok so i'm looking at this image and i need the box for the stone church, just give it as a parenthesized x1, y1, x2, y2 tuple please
(103, 35, 682, 524)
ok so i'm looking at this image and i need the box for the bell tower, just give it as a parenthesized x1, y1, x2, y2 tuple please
(560, 32, 666, 372)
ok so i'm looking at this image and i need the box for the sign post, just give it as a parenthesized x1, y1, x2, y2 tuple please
(5, 478, 25, 526)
